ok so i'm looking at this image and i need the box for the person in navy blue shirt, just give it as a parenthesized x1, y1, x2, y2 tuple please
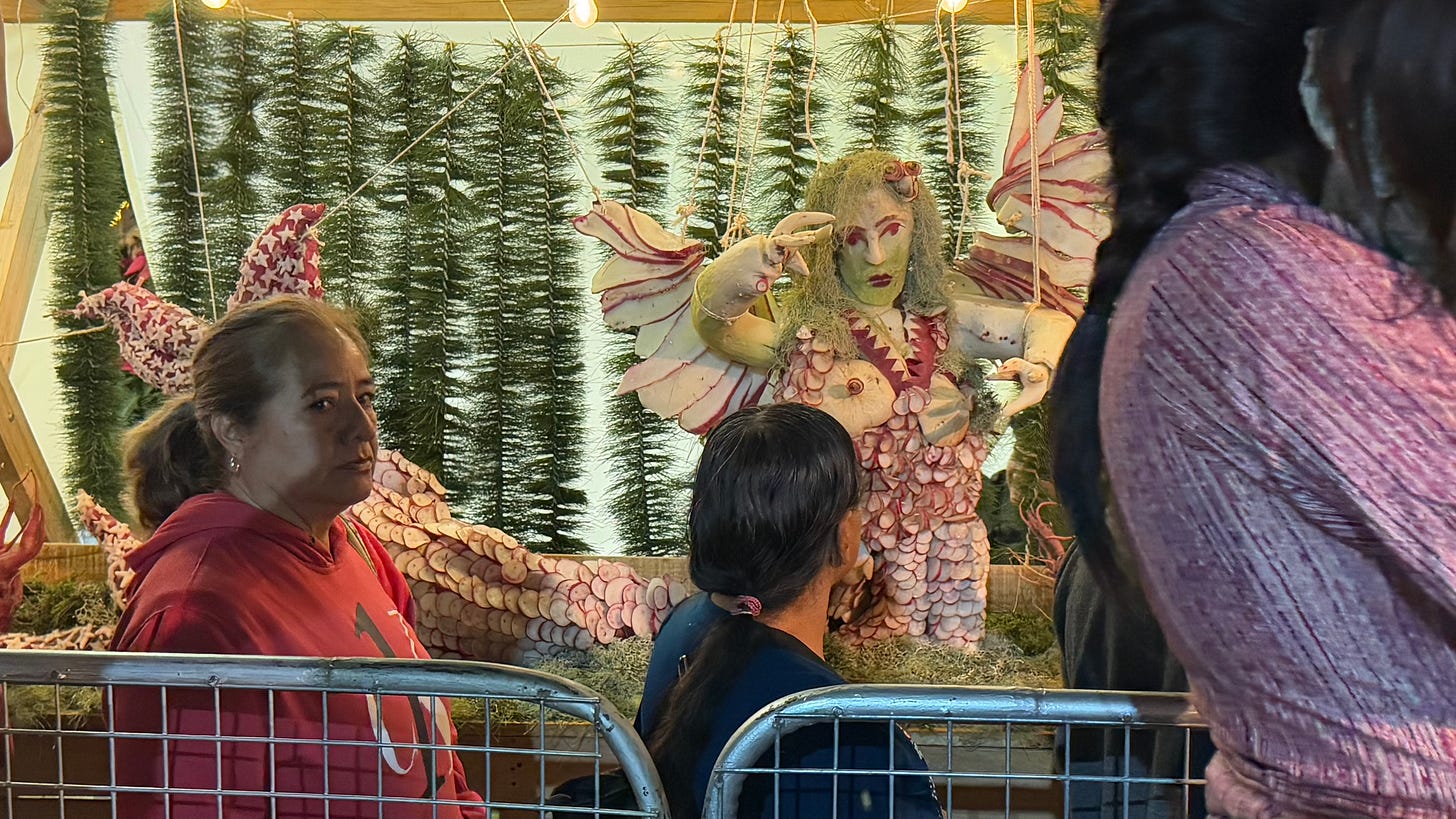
(636, 403, 943, 819)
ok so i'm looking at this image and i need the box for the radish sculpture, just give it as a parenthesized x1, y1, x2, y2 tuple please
(68, 204, 688, 664)
(573, 57, 1109, 650)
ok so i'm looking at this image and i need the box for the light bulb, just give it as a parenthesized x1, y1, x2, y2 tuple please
(938, 0, 969, 12)
(200, 0, 229, 8)
(568, 0, 599, 28)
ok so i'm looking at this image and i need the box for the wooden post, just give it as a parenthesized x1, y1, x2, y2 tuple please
(0, 98, 73, 542)
(0, 374, 77, 542)
(0, 99, 48, 373)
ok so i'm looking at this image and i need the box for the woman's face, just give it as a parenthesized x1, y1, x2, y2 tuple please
(230, 326, 379, 527)
(837, 186, 915, 308)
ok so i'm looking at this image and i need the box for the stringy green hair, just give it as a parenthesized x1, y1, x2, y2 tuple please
(776, 151, 959, 371)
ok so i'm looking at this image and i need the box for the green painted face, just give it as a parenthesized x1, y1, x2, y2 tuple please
(837, 186, 914, 308)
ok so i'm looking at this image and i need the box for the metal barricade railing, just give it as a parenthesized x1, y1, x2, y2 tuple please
(704, 685, 1209, 819)
(0, 650, 667, 819)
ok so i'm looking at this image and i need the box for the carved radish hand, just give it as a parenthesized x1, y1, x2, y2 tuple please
(694, 212, 834, 322)
(0, 477, 46, 632)
(990, 358, 1052, 419)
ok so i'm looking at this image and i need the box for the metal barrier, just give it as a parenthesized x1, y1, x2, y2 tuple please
(0, 650, 667, 819)
(704, 685, 1209, 819)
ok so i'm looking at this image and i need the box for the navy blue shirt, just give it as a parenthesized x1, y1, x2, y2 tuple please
(636, 594, 943, 819)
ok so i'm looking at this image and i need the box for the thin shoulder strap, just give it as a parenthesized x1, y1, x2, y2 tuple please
(342, 518, 377, 573)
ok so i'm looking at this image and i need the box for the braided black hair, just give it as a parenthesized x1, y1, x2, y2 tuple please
(1049, 0, 1346, 591)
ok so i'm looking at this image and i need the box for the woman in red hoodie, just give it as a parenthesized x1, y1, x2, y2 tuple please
(110, 296, 485, 819)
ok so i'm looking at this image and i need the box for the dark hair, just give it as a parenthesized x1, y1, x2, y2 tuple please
(1313, 0, 1456, 308)
(1050, 0, 1346, 591)
(125, 296, 369, 531)
(649, 403, 861, 818)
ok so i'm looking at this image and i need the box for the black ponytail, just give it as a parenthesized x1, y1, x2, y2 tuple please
(648, 403, 860, 818)
(1050, 0, 1343, 591)
(649, 616, 778, 818)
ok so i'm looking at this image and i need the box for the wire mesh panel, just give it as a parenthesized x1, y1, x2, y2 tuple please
(0, 650, 666, 819)
(704, 685, 1209, 819)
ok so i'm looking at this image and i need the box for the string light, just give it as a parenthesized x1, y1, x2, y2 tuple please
(568, 0, 598, 27)
(200, 0, 230, 8)
(938, 0, 969, 12)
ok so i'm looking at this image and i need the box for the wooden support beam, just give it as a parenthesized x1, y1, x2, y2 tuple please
(11, 0, 1094, 24)
(0, 372, 78, 543)
(0, 95, 72, 542)
(0, 99, 49, 374)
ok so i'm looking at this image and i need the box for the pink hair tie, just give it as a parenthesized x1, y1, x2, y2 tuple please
(733, 595, 763, 617)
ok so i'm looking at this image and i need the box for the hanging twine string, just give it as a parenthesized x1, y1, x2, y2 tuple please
(1024, 0, 1043, 308)
(721, 0, 763, 248)
(499, 1, 602, 201)
(309, 11, 568, 235)
(725, 0, 788, 246)
(172, 0, 219, 321)
(802, 0, 823, 169)
(676, 0, 739, 234)
(0, 325, 110, 350)
(938, 9, 975, 259)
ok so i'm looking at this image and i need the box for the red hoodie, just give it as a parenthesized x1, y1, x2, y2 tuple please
(110, 492, 486, 819)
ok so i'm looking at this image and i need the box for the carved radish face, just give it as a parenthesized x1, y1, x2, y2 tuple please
(219, 326, 379, 534)
(837, 186, 914, 308)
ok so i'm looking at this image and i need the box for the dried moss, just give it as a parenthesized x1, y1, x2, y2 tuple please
(4, 612, 1059, 729)
(825, 631, 1061, 689)
(986, 611, 1058, 657)
(9, 580, 119, 635)
(462, 618, 1062, 727)
(4, 685, 104, 729)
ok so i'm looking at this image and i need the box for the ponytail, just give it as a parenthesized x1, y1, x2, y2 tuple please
(648, 615, 778, 819)
(124, 397, 223, 532)
(1049, 0, 1339, 592)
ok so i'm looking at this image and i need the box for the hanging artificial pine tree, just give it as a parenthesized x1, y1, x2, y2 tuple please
(1036, 0, 1100, 136)
(913, 13, 994, 239)
(309, 25, 384, 336)
(42, 0, 132, 514)
(147, 0, 215, 318)
(461, 46, 513, 527)
(588, 38, 689, 556)
(495, 43, 589, 553)
(201, 8, 272, 312)
(373, 33, 456, 478)
(836, 15, 912, 155)
(433, 42, 495, 502)
(754, 23, 824, 228)
(679, 33, 742, 257)
(264, 18, 320, 211)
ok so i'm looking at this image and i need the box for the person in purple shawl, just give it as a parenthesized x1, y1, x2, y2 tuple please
(1052, 0, 1456, 817)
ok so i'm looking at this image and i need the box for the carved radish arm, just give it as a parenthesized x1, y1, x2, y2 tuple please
(691, 212, 834, 370)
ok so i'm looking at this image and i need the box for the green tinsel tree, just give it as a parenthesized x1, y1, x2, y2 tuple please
(493, 44, 589, 553)
(373, 34, 459, 481)
(147, 0, 215, 318)
(588, 38, 689, 556)
(754, 24, 825, 229)
(914, 14, 995, 241)
(434, 42, 496, 501)
(679, 35, 742, 257)
(308, 25, 384, 340)
(1036, 0, 1100, 136)
(42, 0, 132, 515)
(200, 11, 272, 313)
(460, 47, 512, 527)
(835, 15, 913, 155)
(265, 19, 320, 211)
